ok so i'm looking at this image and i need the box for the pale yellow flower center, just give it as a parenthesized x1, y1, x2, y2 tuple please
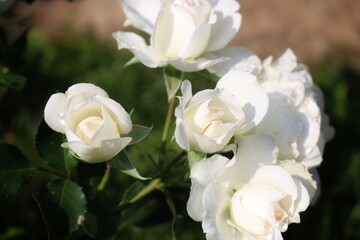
(76, 116, 103, 144)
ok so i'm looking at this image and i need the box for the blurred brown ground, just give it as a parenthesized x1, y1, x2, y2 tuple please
(14, 0, 360, 68)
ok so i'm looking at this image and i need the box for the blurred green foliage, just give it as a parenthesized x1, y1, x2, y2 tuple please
(0, 25, 359, 239)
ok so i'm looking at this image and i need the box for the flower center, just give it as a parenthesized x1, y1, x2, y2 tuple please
(76, 116, 103, 144)
(200, 119, 223, 136)
(200, 104, 226, 137)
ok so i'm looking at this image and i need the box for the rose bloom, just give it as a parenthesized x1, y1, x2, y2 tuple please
(174, 70, 268, 153)
(187, 135, 317, 240)
(112, 0, 241, 72)
(208, 48, 334, 168)
(44, 83, 132, 163)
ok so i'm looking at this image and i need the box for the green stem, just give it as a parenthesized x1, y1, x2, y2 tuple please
(130, 178, 164, 204)
(161, 95, 176, 143)
(163, 189, 177, 240)
(97, 164, 111, 191)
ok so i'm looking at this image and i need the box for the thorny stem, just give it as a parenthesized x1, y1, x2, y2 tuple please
(97, 164, 112, 191)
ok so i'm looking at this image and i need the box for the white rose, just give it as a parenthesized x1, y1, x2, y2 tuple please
(174, 70, 268, 153)
(209, 48, 334, 168)
(112, 0, 241, 72)
(44, 83, 132, 163)
(187, 135, 317, 240)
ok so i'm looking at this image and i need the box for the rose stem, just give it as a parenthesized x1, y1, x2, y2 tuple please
(97, 164, 111, 191)
(161, 95, 176, 144)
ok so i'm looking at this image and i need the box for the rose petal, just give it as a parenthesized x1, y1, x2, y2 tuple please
(188, 155, 234, 226)
(231, 183, 283, 235)
(44, 93, 68, 133)
(90, 107, 120, 145)
(96, 96, 132, 134)
(167, 55, 228, 72)
(65, 100, 102, 133)
(297, 97, 321, 163)
(205, 0, 241, 52)
(208, 47, 262, 76)
(251, 165, 298, 199)
(181, 23, 211, 59)
(152, 1, 196, 59)
(62, 137, 132, 163)
(278, 160, 317, 202)
(220, 135, 278, 183)
(121, 0, 161, 34)
(112, 31, 165, 68)
(273, 48, 298, 72)
(174, 118, 191, 151)
(202, 183, 233, 240)
(216, 70, 268, 133)
(182, 123, 235, 153)
(190, 154, 230, 185)
(60, 118, 82, 142)
(67, 83, 109, 98)
(187, 178, 206, 221)
(253, 93, 301, 159)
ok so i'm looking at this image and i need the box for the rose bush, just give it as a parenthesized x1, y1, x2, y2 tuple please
(187, 135, 317, 240)
(44, 83, 132, 163)
(209, 48, 334, 168)
(112, 0, 241, 72)
(174, 70, 268, 153)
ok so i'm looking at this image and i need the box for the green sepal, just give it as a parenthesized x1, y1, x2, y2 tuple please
(107, 151, 149, 180)
(125, 124, 153, 145)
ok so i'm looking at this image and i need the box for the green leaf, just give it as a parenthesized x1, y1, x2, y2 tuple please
(81, 212, 98, 238)
(163, 66, 183, 101)
(0, 69, 26, 90)
(125, 124, 152, 145)
(108, 151, 149, 180)
(35, 119, 77, 176)
(0, 141, 34, 196)
(33, 193, 69, 239)
(47, 179, 87, 233)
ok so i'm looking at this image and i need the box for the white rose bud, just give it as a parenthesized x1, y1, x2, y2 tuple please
(44, 83, 132, 163)
(113, 0, 241, 72)
(174, 70, 268, 153)
(187, 135, 317, 240)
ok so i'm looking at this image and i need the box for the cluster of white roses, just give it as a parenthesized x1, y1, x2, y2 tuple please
(112, 0, 334, 239)
(44, 0, 333, 239)
(179, 48, 334, 239)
